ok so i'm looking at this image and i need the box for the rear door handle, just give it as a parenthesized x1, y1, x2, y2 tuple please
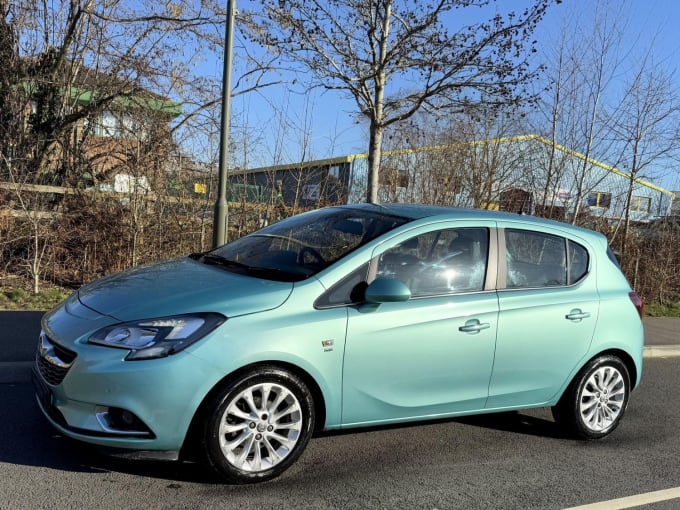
(565, 309, 591, 321)
(459, 319, 490, 334)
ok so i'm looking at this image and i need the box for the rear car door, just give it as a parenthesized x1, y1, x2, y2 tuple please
(487, 226, 599, 408)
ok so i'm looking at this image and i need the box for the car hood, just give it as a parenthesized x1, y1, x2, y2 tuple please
(77, 257, 294, 321)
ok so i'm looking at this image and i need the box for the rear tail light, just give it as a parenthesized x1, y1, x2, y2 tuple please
(628, 291, 644, 317)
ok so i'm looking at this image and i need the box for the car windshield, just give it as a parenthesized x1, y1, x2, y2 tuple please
(196, 207, 409, 282)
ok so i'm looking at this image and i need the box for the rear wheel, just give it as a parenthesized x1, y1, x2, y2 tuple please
(552, 355, 630, 439)
(201, 367, 315, 483)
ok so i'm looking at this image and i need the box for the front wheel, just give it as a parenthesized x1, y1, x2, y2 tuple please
(552, 355, 630, 439)
(201, 367, 315, 483)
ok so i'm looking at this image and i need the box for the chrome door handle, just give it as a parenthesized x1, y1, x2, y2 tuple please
(565, 309, 591, 321)
(459, 320, 490, 333)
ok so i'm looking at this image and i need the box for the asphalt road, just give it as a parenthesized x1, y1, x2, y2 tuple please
(0, 358, 678, 509)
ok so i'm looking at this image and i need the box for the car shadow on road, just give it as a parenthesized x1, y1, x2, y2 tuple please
(315, 408, 571, 442)
(454, 410, 571, 439)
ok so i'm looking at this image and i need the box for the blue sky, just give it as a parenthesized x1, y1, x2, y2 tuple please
(199, 1, 680, 190)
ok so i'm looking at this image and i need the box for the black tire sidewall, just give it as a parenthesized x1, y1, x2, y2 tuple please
(202, 367, 315, 484)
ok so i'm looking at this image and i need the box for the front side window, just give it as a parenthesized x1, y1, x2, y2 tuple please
(377, 228, 489, 297)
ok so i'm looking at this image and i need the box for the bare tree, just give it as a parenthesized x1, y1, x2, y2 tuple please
(246, 0, 553, 203)
(532, 1, 629, 224)
(606, 63, 679, 259)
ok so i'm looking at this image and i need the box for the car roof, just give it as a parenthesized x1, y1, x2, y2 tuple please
(343, 203, 603, 239)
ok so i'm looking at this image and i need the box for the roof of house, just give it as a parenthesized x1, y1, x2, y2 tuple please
(20, 60, 181, 117)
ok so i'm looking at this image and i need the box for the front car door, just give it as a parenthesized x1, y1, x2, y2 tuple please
(341, 221, 500, 426)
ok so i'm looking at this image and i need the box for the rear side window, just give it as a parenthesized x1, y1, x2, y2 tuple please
(505, 229, 589, 288)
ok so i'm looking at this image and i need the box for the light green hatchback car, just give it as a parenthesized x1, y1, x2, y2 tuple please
(34, 204, 644, 483)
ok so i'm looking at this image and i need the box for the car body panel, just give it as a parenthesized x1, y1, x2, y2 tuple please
(77, 257, 294, 321)
(187, 277, 348, 429)
(489, 285, 599, 407)
(342, 291, 499, 425)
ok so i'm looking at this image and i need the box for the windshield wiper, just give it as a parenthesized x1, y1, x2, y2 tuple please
(196, 253, 250, 269)
(193, 253, 304, 281)
(242, 266, 304, 281)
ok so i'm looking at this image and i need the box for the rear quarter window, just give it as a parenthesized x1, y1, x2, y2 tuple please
(568, 240, 589, 284)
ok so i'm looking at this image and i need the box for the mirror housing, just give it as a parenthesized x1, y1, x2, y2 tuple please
(364, 277, 411, 303)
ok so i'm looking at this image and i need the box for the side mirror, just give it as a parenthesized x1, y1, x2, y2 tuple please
(364, 277, 411, 304)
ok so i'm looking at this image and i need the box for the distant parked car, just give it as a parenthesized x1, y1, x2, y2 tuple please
(33, 204, 644, 483)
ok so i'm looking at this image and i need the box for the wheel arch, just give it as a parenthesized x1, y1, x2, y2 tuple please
(555, 347, 639, 406)
(590, 348, 638, 389)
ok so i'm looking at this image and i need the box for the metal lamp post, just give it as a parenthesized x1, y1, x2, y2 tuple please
(213, 0, 236, 248)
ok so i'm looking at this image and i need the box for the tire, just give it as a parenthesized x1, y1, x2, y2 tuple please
(201, 367, 315, 484)
(552, 355, 630, 439)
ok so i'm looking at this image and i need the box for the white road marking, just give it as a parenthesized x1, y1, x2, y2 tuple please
(564, 487, 680, 509)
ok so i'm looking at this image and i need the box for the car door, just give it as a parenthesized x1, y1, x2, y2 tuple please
(486, 227, 599, 409)
(341, 222, 500, 426)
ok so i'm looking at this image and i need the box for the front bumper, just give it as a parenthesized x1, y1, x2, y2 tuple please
(32, 330, 223, 454)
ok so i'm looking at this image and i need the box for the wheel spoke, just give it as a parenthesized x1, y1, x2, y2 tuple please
(274, 418, 303, 430)
(262, 436, 282, 463)
(235, 434, 256, 468)
(220, 421, 249, 435)
(581, 387, 597, 398)
(267, 431, 297, 450)
(251, 441, 263, 472)
(267, 387, 290, 414)
(223, 430, 251, 450)
(242, 389, 260, 414)
(226, 404, 255, 421)
(261, 384, 273, 411)
(272, 404, 299, 424)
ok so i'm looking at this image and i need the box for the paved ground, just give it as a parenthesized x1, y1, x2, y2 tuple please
(641, 316, 679, 345)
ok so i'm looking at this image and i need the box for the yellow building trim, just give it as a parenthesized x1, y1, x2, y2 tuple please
(243, 134, 675, 200)
(246, 155, 356, 175)
(348, 134, 674, 198)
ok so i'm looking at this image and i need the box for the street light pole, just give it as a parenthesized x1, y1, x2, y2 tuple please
(213, 0, 236, 248)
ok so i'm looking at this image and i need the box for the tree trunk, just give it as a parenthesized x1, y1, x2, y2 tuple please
(366, 121, 384, 203)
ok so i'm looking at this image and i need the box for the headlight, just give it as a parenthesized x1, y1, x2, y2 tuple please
(89, 313, 226, 360)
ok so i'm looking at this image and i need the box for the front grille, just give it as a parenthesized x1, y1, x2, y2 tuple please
(36, 333, 77, 386)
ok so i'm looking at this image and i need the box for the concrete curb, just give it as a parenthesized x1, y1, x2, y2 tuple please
(643, 345, 680, 358)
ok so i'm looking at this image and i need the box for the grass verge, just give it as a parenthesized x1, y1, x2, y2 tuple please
(644, 302, 680, 318)
(0, 286, 71, 311)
